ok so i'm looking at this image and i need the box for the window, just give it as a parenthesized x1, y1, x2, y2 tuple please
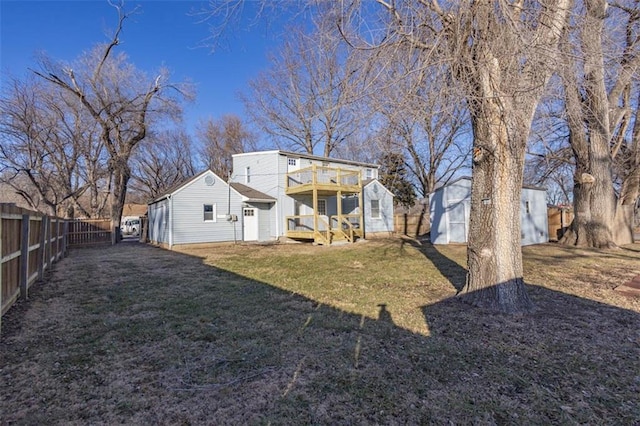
(245, 166, 251, 184)
(365, 168, 373, 179)
(317, 199, 327, 216)
(525, 200, 531, 215)
(244, 209, 255, 217)
(370, 199, 380, 219)
(204, 204, 216, 222)
(288, 158, 297, 166)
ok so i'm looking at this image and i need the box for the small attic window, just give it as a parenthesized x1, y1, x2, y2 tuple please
(288, 158, 297, 166)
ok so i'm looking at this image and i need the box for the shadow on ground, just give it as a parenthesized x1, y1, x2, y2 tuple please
(1, 242, 638, 424)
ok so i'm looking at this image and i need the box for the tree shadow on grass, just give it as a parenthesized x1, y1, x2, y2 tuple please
(400, 236, 467, 292)
(1, 243, 639, 424)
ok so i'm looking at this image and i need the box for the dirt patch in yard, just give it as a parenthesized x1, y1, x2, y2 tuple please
(1, 240, 639, 424)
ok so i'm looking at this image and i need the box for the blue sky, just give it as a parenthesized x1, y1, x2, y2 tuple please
(1, 0, 285, 133)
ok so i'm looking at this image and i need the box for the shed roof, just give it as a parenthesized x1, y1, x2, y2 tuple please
(432, 176, 546, 193)
(229, 182, 276, 203)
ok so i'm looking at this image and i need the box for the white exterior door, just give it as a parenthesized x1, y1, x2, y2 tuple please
(243, 208, 259, 241)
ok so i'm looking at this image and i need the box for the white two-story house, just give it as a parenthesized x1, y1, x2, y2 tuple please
(231, 150, 395, 245)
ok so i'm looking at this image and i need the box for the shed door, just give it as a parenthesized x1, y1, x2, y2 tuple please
(243, 208, 259, 241)
(447, 200, 468, 243)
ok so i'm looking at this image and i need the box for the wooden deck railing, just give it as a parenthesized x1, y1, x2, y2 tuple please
(286, 165, 361, 194)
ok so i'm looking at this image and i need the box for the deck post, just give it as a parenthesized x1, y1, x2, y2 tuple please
(313, 187, 318, 243)
(337, 189, 343, 237)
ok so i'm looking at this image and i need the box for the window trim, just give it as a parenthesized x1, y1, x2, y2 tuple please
(204, 203, 217, 222)
(365, 168, 373, 179)
(370, 199, 381, 219)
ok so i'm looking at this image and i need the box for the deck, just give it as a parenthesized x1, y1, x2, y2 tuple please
(286, 165, 361, 195)
(285, 214, 363, 245)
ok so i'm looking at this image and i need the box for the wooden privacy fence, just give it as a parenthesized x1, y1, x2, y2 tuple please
(67, 219, 112, 246)
(394, 213, 430, 238)
(1, 204, 115, 332)
(1, 204, 67, 330)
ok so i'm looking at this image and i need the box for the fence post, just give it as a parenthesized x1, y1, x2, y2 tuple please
(20, 214, 30, 300)
(62, 220, 68, 257)
(46, 216, 52, 268)
(38, 216, 47, 280)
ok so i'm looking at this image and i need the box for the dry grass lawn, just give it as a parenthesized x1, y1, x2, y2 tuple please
(1, 238, 639, 424)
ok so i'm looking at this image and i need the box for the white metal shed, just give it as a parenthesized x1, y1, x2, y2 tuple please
(429, 177, 548, 246)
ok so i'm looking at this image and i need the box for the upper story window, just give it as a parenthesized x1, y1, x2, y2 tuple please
(245, 166, 251, 184)
(288, 158, 297, 166)
(365, 168, 373, 180)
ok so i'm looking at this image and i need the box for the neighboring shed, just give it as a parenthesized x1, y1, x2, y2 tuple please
(147, 170, 276, 248)
(429, 177, 548, 246)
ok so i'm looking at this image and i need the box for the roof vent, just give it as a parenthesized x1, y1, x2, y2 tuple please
(204, 175, 215, 186)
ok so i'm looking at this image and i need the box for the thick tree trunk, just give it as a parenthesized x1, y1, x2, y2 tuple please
(560, 0, 620, 249)
(459, 98, 533, 313)
(110, 157, 131, 243)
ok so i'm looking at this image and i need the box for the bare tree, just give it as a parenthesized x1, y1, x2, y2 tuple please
(34, 2, 192, 236)
(368, 55, 471, 198)
(241, 21, 361, 157)
(0, 75, 109, 218)
(130, 129, 196, 201)
(197, 114, 257, 179)
(338, 1, 571, 312)
(558, 0, 640, 247)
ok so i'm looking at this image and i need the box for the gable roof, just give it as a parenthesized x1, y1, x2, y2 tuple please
(363, 178, 395, 197)
(149, 170, 223, 204)
(229, 183, 276, 203)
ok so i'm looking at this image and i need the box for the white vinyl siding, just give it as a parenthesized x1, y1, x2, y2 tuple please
(363, 181, 394, 234)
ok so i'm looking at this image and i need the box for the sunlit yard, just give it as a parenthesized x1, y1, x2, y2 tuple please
(1, 239, 639, 424)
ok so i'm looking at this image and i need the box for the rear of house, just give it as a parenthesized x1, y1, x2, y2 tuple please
(231, 150, 394, 244)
